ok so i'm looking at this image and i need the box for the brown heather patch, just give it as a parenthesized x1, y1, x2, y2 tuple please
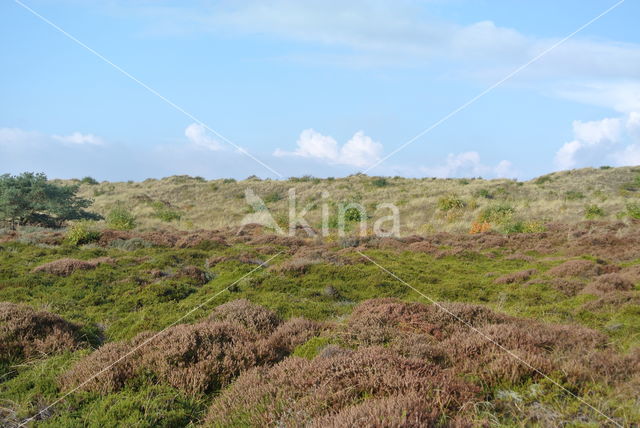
(580, 291, 640, 310)
(60, 300, 322, 396)
(260, 317, 325, 364)
(207, 299, 282, 334)
(494, 269, 538, 284)
(580, 273, 635, 296)
(0, 302, 83, 362)
(31, 257, 115, 276)
(547, 259, 602, 278)
(309, 391, 475, 428)
(177, 265, 209, 286)
(345, 298, 511, 344)
(407, 241, 439, 254)
(545, 278, 586, 296)
(205, 348, 480, 427)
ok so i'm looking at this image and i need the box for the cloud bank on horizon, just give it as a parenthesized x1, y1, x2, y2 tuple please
(1, 0, 639, 180)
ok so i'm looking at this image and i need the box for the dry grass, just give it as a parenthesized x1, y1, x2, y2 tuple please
(62, 166, 640, 235)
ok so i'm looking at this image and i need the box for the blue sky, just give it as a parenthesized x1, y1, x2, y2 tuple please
(1, 0, 639, 181)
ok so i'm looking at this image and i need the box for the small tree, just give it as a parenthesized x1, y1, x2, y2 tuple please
(0, 172, 101, 228)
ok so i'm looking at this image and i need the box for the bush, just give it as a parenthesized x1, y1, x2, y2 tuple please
(80, 176, 99, 185)
(437, 195, 466, 211)
(107, 205, 136, 230)
(469, 221, 491, 234)
(343, 207, 363, 222)
(150, 201, 181, 222)
(564, 190, 585, 200)
(371, 178, 389, 187)
(263, 192, 283, 204)
(627, 202, 640, 219)
(478, 203, 515, 224)
(584, 204, 605, 219)
(65, 221, 101, 246)
(474, 188, 494, 199)
(0, 172, 101, 228)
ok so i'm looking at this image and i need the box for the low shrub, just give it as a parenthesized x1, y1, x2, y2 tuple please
(469, 221, 491, 234)
(32, 257, 114, 276)
(150, 201, 182, 222)
(437, 195, 466, 211)
(0, 302, 84, 365)
(371, 177, 389, 187)
(478, 203, 515, 224)
(80, 176, 99, 185)
(584, 204, 605, 219)
(65, 221, 101, 246)
(564, 190, 585, 200)
(107, 205, 136, 230)
(626, 202, 640, 219)
(343, 207, 363, 222)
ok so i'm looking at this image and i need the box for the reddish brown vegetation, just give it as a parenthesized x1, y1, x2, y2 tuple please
(207, 299, 282, 334)
(60, 300, 321, 395)
(206, 347, 479, 427)
(580, 273, 634, 296)
(31, 257, 114, 276)
(547, 259, 603, 278)
(0, 302, 83, 362)
(494, 269, 538, 284)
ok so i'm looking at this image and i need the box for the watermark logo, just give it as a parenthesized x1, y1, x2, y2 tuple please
(240, 188, 400, 237)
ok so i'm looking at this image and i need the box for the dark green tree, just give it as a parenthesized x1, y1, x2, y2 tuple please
(0, 172, 102, 228)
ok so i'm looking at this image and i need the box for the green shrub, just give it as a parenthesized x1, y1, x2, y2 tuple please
(475, 189, 494, 199)
(371, 178, 389, 187)
(150, 201, 182, 222)
(107, 205, 136, 230)
(80, 176, 99, 185)
(478, 203, 515, 224)
(65, 221, 101, 246)
(534, 175, 553, 185)
(599, 165, 612, 170)
(263, 192, 283, 204)
(564, 191, 585, 201)
(222, 178, 236, 184)
(626, 202, 640, 219)
(437, 195, 466, 211)
(343, 207, 363, 222)
(584, 204, 605, 219)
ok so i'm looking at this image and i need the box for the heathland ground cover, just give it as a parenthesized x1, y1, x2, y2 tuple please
(0, 167, 639, 426)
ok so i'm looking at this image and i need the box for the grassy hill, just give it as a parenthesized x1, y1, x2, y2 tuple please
(67, 166, 640, 234)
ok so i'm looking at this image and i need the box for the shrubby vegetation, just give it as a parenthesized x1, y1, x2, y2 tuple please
(2, 167, 640, 426)
(106, 204, 136, 230)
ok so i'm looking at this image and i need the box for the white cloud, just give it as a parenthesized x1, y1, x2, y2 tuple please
(494, 160, 516, 178)
(627, 112, 640, 136)
(611, 144, 640, 166)
(53, 132, 104, 145)
(274, 128, 338, 161)
(554, 140, 583, 170)
(340, 131, 383, 168)
(274, 128, 382, 168)
(572, 117, 622, 146)
(554, 112, 640, 169)
(557, 81, 640, 114)
(420, 151, 515, 178)
(184, 123, 223, 151)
